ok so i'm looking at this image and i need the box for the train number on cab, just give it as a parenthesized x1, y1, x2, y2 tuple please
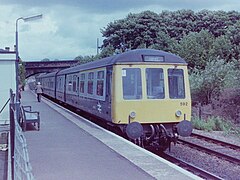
(180, 102, 188, 106)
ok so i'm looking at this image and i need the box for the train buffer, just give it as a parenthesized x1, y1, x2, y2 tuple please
(18, 88, 201, 180)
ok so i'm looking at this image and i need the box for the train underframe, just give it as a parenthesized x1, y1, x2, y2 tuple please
(120, 120, 192, 151)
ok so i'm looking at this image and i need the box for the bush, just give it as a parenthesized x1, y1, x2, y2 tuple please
(190, 59, 238, 104)
(191, 116, 232, 132)
(214, 88, 240, 123)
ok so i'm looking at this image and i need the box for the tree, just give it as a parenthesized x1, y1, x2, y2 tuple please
(159, 9, 196, 40)
(173, 30, 214, 69)
(209, 35, 233, 61)
(149, 31, 177, 52)
(19, 58, 26, 87)
(98, 45, 115, 58)
(101, 11, 161, 50)
(226, 20, 240, 60)
(190, 59, 237, 104)
(41, 58, 50, 61)
(74, 55, 95, 64)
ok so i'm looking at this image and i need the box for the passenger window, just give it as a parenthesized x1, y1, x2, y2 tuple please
(96, 71, 104, 96)
(73, 75, 77, 92)
(168, 69, 185, 99)
(68, 76, 72, 92)
(146, 68, 164, 99)
(122, 68, 142, 100)
(87, 72, 94, 94)
(80, 74, 85, 93)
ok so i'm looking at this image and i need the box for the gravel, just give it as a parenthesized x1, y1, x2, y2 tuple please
(165, 129, 240, 180)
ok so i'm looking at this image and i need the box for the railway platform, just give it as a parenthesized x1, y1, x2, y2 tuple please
(20, 88, 201, 180)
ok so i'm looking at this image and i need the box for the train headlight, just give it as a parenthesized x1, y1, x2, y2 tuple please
(175, 110, 182, 117)
(129, 111, 136, 118)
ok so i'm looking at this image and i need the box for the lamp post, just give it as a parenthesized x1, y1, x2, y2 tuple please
(13, 14, 42, 179)
(15, 14, 42, 122)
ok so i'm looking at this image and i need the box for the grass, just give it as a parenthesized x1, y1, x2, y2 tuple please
(191, 116, 240, 136)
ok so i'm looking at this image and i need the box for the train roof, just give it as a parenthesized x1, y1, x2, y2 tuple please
(57, 49, 187, 75)
(37, 70, 59, 78)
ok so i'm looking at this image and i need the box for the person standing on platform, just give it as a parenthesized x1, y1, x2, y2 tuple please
(35, 82, 43, 102)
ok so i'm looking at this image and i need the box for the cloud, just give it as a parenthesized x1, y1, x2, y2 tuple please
(0, 0, 160, 13)
(0, 1, 239, 61)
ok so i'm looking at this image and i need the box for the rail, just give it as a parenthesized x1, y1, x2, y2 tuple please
(8, 89, 34, 180)
(190, 132, 240, 150)
(146, 146, 222, 180)
(178, 139, 240, 164)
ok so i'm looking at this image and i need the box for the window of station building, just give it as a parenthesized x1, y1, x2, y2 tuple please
(168, 69, 185, 99)
(122, 68, 142, 100)
(96, 71, 104, 96)
(146, 68, 165, 99)
(87, 72, 94, 94)
(72, 75, 77, 92)
(79, 73, 85, 93)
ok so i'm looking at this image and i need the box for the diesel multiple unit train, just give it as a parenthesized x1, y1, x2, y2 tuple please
(37, 49, 192, 150)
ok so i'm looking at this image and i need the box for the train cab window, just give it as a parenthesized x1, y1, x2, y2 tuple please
(168, 69, 185, 99)
(96, 71, 104, 96)
(146, 68, 165, 99)
(80, 74, 85, 93)
(87, 72, 94, 94)
(122, 68, 142, 100)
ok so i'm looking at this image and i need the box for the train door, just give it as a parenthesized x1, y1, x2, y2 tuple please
(64, 74, 67, 102)
(106, 67, 113, 121)
(106, 67, 112, 104)
(54, 74, 57, 99)
(77, 76, 80, 106)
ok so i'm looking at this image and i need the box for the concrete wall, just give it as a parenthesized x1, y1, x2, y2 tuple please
(0, 53, 16, 124)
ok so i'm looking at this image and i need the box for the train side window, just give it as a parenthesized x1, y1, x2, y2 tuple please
(57, 76, 64, 91)
(80, 73, 85, 93)
(87, 72, 94, 95)
(168, 69, 185, 99)
(146, 68, 165, 99)
(57, 77, 60, 90)
(96, 71, 104, 96)
(68, 75, 72, 92)
(73, 75, 77, 92)
(122, 68, 142, 100)
(59, 77, 62, 91)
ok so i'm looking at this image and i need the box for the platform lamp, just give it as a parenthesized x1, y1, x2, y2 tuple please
(15, 14, 43, 123)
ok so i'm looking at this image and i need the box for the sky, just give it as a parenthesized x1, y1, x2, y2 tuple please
(0, 0, 240, 61)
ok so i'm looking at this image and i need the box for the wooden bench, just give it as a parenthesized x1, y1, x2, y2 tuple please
(21, 105, 40, 132)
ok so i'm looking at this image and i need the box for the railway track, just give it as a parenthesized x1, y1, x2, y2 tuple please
(178, 133, 240, 165)
(190, 132, 240, 150)
(147, 147, 222, 180)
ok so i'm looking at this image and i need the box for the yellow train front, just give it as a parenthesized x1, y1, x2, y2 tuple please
(111, 49, 192, 150)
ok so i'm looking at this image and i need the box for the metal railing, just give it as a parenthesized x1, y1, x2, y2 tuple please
(9, 89, 34, 180)
(13, 121, 34, 180)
